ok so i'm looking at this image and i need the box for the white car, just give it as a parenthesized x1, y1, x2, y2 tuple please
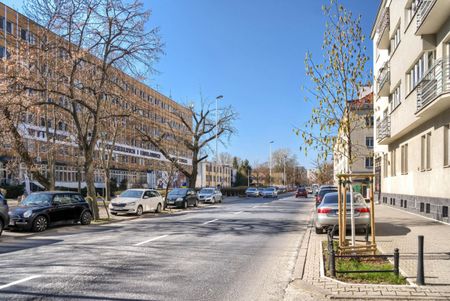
(109, 189, 164, 216)
(261, 187, 278, 198)
(198, 188, 222, 203)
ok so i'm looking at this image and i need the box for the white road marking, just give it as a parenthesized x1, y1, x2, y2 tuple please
(234, 211, 243, 215)
(0, 275, 42, 290)
(202, 218, 219, 225)
(134, 234, 169, 246)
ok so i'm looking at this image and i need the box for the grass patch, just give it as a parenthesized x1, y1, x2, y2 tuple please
(322, 241, 407, 285)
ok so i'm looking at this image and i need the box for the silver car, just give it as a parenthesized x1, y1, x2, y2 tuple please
(245, 187, 260, 197)
(198, 188, 222, 203)
(261, 187, 278, 198)
(314, 192, 370, 234)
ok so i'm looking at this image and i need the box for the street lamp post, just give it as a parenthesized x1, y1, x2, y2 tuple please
(269, 141, 274, 186)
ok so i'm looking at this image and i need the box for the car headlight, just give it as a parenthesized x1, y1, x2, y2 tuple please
(176, 198, 183, 202)
(127, 202, 136, 206)
(23, 209, 33, 218)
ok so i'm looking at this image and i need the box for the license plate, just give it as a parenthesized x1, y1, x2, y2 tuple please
(9, 221, 15, 226)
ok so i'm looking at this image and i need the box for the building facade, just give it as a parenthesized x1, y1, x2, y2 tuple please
(372, 0, 450, 221)
(0, 3, 192, 190)
(196, 161, 233, 188)
(333, 88, 374, 198)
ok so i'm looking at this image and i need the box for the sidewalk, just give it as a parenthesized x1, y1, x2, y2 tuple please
(285, 203, 450, 300)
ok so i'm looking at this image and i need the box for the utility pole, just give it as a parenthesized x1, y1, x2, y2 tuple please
(269, 143, 272, 186)
(283, 156, 286, 187)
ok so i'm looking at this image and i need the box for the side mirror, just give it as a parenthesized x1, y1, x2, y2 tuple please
(143, 195, 149, 199)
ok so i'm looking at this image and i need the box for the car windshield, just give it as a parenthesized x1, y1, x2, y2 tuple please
(298, 188, 306, 191)
(200, 188, 214, 194)
(119, 190, 143, 198)
(319, 189, 337, 197)
(168, 188, 188, 196)
(264, 188, 275, 192)
(247, 188, 256, 191)
(21, 193, 52, 206)
(322, 193, 365, 205)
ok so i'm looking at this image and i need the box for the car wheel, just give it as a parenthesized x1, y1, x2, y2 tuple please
(155, 203, 162, 213)
(315, 227, 323, 234)
(0, 219, 3, 236)
(136, 205, 143, 216)
(32, 215, 48, 232)
(80, 211, 92, 225)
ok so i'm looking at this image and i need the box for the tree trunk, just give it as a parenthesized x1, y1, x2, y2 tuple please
(188, 161, 198, 188)
(84, 153, 99, 219)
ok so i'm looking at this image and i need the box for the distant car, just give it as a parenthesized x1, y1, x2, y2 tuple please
(245, 187, 260, 197)
(109, 189, 164, 216)
(166, 188, 198, 209)
(0, 193, 9, 236)
(296, 187, 308, 198)
(8, 191, 92, 232)
(261, 187, 278, 198)
(198, 188, 222, 203)
(314, 192, 370, 234)
(315, 186, 338, 206)
(306, 186, 313, 194)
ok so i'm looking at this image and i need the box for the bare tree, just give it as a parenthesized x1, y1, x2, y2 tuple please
(138, 101, 237, 188)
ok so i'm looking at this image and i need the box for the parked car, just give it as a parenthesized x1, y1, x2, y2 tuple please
(166, 188, 198, 209)
(0, 193, 9, 236)
(296, 187, 308, 198)
(315, 186, 338, 206)
(109, 189, 164, 216)
(8, 191, 92, 232)
(306, 186, 313, 194)
(198, 188, 222, 203)
(314, 192, 370, 234)
(261, 187, 278, 198)
(245, 187, 260, 197)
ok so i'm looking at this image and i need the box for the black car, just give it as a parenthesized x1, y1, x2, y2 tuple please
(0, 193, 9, 236)
(166, 188, 198, 209)
(8, 191, 93, 232)
(315, 187, 338, 206)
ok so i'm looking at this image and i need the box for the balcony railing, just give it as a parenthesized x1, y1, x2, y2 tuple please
(417, 59, 450, 112)
(377, 61, 390, 95)
(376, 116, 391, 142)
(376, 7, 390, 46)
(416, 0, 436, 30)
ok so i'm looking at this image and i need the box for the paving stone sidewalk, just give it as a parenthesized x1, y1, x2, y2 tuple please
(285, 204, 450, 301)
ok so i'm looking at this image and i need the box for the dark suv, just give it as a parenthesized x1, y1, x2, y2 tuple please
(166, 188, 198, 209)
(8, 191, 93, 232)
(0, 193, 9, 236)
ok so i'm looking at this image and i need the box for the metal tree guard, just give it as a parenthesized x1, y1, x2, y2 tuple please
(336, 173, 376, 254)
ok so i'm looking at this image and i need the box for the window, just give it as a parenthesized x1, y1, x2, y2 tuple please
(365, 157, 374, 169)
(420, 203, 424, 212)
(406, 51, 435, 92)
(366, 137, 374, 148)
(444, 125, 450, 166)
(0, 16, 4, 30)
(20, 28, 27, 40)
(390, 149, 396, 176)
(389, 84, 401, 112)
(405, 0, 420, 26)
(6, 21, 13, 34)
(421, 132, 432, 171)
(383, 153, 388, 178)
(404, 200, 407, 208)
(390, 24, 401, 53)
(365, 116, 374, 127)
(426, 203, 430, 214)
(401, 144, 408, 174)
(443, 206, 449, 218)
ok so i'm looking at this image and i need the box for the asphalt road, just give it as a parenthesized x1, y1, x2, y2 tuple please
(0, 193, 315, 301)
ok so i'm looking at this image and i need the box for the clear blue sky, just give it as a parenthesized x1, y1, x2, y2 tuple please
(4, 0, 379, 168)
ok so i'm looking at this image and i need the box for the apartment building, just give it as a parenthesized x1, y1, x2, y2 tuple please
(372, 0, 450, 221)
(0, 3, 192, 190)
(333, 88, 374, 198)
(196, 161, 233, 188)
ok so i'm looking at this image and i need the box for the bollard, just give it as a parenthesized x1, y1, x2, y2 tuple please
(393, 248, 399, 277)
(417, 235, 425, 285)
(330, 249, 336, 277)
(365, 224, 370, 243)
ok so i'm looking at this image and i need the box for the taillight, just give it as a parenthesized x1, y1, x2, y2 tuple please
(357, 207, 370, 213)
(317, 207, 331, 214)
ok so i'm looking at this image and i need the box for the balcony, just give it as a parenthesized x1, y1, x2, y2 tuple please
(376, 61, 390, 97)
(376, 116, 391, 144)
(416, 0, 450, 35)
(376, 7, 390, 49)
(416, 59, 450, 117)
